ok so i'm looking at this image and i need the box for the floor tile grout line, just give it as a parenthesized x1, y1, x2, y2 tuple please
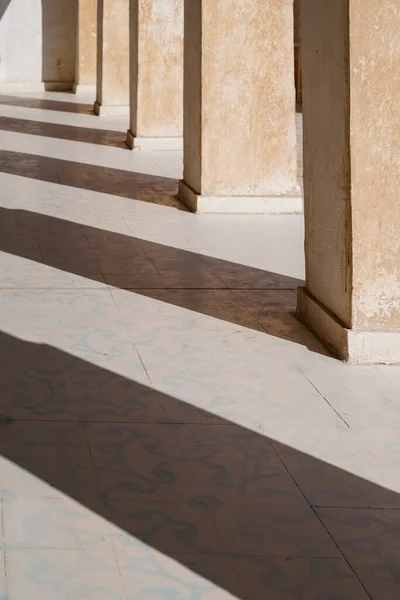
(299, 369, 350, 429)
(258, 424, 374, 600)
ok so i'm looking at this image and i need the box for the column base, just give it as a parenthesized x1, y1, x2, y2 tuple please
(179, 181, 303, 215)
(93, 101, 130, 116)
(297, 287, 400, 364)
(126, 130, 183, 151)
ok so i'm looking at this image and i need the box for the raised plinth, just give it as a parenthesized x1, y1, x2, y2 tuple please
(93, 101, 129, 117)
(126, 130, 183, 151)
(297, 287, 400, 365)
(178, 181, 303, 215)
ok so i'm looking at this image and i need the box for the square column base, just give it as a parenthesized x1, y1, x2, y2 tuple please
(93, 101, 130, 117)
(126, 130, 183, 151)
(179, 181, 303, 215)
(297, 287, 400, 364)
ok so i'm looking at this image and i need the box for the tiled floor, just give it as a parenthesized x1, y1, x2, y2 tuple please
(0, 88, 399, 600)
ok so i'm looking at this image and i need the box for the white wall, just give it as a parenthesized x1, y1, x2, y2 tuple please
(0, 0, 77, 86)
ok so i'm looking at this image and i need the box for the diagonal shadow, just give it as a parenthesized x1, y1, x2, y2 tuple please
(0, 205, 322, 351)
(0, 330, 397, 598)
(0, 150, 184, 209)
(0, 94, 94, 115)
(0, 116, 128, 148)
(0, 0, 10, 19)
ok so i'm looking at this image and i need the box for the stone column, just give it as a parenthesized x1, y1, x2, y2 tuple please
(297, 0, 400, 364)
(127, 0, 183, 151)
(74, 0, 97, 92)
(178, 0, 300, 214)
(94, 0, 130, 116)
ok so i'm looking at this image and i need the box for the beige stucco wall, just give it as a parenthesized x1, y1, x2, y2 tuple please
(184, 0, 297, 198)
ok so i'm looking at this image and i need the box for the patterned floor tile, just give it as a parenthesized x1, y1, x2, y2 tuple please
(233, 556, 371, 600)
(118, 549, 243, 600)
(209, 503, 339, 558)
(86, 423, 186, 502)
(316, 507, 400, 600)
(5, 549, 126, 600)
(2, 497, 111, 550)
(103, 500, 228, 556)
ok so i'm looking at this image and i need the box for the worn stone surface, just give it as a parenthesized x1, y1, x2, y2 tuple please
(96, 0, 129, 109)
(182, 0, 297, 199)
(129, 0, 183, 139)
(300, 0, 400, 353)
(75, 0, 97, 87)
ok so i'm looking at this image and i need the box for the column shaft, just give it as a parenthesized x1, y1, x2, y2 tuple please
(297, 0, 400, 363)
(127, 0, 183, 150)
(94, 0, 130, 116)
(179, 0, 299, 214)
(74, 0, 97, 91)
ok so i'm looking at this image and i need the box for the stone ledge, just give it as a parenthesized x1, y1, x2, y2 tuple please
(297, 287, 400, 365)
(179, 181, 303, 215)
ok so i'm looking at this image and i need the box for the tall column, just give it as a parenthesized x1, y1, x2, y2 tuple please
(178, 0, 300, 214)
(297, 0, 400, 364)
(94, 0, 130, 116)
(74, 0, 97, 92)
(127, 0, 183, 151)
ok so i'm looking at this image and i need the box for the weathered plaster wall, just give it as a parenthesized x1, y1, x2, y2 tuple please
(184, 0, 297, 197)
(0, 0, 77, 86)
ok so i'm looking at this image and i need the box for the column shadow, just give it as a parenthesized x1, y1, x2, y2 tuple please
(0, 205, 320, 350)
(0, 116, 128, 148)
(0, 0, 11, 19)
(0, 94, 94, 114)
(0, 150, 182, 209)
(0, 330, 397, 598)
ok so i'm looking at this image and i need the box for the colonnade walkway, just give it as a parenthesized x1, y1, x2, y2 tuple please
(0, 88, 399, 600)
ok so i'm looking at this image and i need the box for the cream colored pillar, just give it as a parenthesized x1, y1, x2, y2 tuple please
(94, 0, 129, 116)
(74, 0, 97, 92)
(178, 0, 300, 214)
(127, 0, 183, 151)
(297, 0, 400, 364)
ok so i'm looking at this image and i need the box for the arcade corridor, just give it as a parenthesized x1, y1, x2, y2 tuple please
(0, 89, 399, 599)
